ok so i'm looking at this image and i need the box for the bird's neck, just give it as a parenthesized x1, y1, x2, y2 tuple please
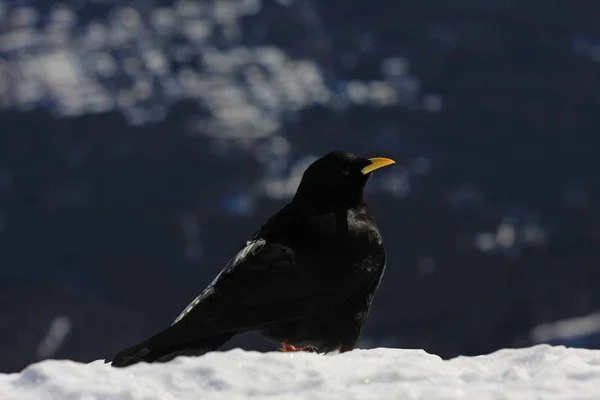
(292, 195, 367, 212)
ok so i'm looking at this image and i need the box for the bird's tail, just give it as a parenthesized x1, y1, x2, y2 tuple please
(108, 339, 155, 367)
(108, 333, 234, 368)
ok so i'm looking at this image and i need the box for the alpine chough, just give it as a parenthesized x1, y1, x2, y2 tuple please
(109, 151, 395, 367)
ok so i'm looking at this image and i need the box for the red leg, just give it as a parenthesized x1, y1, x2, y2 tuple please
(280, 342, 297, 352)
(336, 345, 353, 353)
(279, 342, 319, 353)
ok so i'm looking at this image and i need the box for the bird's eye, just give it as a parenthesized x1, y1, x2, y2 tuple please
(341, 169, 350, 176)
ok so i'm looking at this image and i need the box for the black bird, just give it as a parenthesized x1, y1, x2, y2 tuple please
(109, 151, 395, 367)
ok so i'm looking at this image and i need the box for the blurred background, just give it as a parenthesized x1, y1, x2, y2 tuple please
(1, 0, 600, 373)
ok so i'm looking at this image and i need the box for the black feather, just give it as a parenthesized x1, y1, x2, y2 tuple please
(108, 151, 393, 366)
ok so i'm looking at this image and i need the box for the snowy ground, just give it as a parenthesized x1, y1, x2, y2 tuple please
(1, 345, 600, 400)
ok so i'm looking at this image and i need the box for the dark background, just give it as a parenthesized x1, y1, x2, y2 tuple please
(2, 0, 600, 373)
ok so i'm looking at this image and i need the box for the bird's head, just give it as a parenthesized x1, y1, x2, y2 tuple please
(293, 151, 395, 206)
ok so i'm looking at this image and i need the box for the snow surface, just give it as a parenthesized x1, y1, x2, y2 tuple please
(2, 345, 600, 400)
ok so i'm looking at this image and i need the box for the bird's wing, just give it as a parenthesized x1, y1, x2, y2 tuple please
(170, 238, 269, 326)
(145, 238, 350, 350)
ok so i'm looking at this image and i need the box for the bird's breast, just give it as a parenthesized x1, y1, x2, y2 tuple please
(347, 208, 383, 246)
(280, 206, 384, 272)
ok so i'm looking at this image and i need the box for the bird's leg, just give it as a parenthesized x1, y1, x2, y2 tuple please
(280, 342, 296, 352)
(279, 342, 319, 353)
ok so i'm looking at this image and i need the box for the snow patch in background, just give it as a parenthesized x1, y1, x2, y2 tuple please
(0, 0, 432, 201)
(1, 345, 600, 400)
(532, 312, 600, 344)
(0, 0, 429, 142)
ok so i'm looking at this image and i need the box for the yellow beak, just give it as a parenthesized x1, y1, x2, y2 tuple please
(361, 157, 396, 175)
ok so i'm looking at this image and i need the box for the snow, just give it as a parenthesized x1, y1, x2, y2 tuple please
(0, 0, 433, 144)
(531, 311, 600, 344)
(2, 345, 600, 400)
(0, 0, 432, 201)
